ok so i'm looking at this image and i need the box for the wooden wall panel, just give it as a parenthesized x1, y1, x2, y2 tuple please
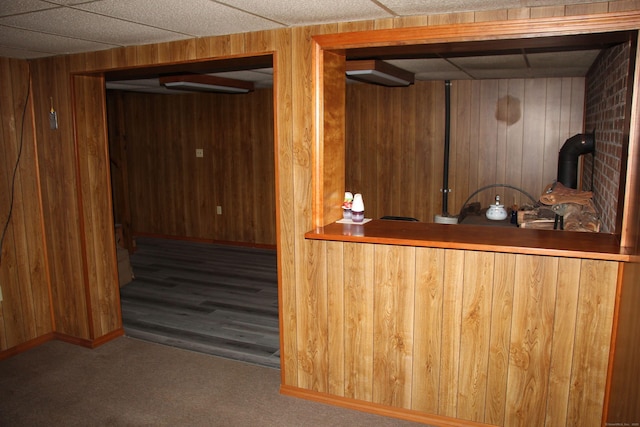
(3, 3, 639, 426)
(343, 242, 375, 401)
(505, 255, 558, 426)
(607, 262, 640, 424)
(108, 88, 276, 245)
(72, 74, 121, 338)
(485, 252, 516, 426)
(412, 247, 444, 414)
(545, 257, 581, 426)
(439, 249, 465, 418)
(372, 244, 415, 409)
(346, 78, 585, 221)
(0, 58, 52, 351)
(567, 259, 618, 426)
(457, 251, 494, 422)
(318, 241, 620, 426)
(31, 57, 90, 339)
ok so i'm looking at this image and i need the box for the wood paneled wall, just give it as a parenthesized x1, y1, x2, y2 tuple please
(0, 58, 52, 352)
(346, 78, 585, 222)
(30, 58, 91, 340)
(1, 1, 640, 425)
(307, 243, 619, 426)
(107, 89, 276, 245)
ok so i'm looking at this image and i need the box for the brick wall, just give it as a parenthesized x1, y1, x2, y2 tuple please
(584, 41, 633, 233)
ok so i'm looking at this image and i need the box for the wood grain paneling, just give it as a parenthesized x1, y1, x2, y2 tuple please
(3, 3, 640, 426)
(343, 242, 374, 401)
(372, 244, 415, 409)
(505, 255, 558, 426)
(346, 77, 585, 222)
(0, 58, 52, 352)
(412, 247, 444, 414)
(30, 57, 90, 339)
(458, 251, 493, 422)
(319, 241, 620, 426)
(567, 259, 618, 425)
(72, 74, 121, 338)
(107, 88, 276, 245)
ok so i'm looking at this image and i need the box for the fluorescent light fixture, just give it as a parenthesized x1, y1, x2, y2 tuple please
(346, 60, 414, 87)
(159, 74, 254, 94)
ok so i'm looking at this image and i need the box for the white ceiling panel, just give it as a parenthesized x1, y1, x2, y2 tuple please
(0, 25, 117, 56)
(380, 0, 599, 15)
(0, 0, 623, 87)
(528, 50, 601, 71)
(0, 7, 190, 46)
(219, 0, 392, 26)
(449, 54, 528, 71)
(75, 0, 284, 37)
(0, 45, 52, 59)
(0, 0, 57, 16)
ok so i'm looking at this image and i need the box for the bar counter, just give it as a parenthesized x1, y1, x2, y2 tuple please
(305, 219, 631, 261)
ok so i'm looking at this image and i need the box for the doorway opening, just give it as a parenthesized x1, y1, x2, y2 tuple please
(103, 55, 280, 368)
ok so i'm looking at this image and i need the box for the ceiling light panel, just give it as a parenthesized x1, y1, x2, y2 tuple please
(159, 75, 255, 94)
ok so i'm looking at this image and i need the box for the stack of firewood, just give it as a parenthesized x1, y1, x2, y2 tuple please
(532, 182, 601, 232)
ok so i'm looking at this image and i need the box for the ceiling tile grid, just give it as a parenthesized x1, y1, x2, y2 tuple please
(0, 0, 621, 60)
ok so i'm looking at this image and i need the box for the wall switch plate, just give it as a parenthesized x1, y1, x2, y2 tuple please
(216, 206, 222, 215)
(196, 148, 204, 158)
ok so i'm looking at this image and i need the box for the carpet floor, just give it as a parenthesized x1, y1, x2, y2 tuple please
(0, 337, 428, 427)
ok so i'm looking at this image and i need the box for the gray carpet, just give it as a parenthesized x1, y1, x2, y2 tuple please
(0, 337, 427, 427)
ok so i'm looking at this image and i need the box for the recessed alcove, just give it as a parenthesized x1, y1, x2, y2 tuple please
(312, 20, 638, 237)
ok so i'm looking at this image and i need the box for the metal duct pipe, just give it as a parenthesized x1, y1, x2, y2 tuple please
(441, 80, 452, 215)
(557, 132, 595, 189)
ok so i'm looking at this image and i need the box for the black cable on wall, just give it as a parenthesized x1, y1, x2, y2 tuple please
(0, 63, 31, 267)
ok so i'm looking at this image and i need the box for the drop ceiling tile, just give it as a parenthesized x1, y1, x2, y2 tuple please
(467, 69, 534, 79)
(379, 0, 521, 15)
(449, 54, 527, 71)
(0, 45, 52, 59)
(45, 0, 104, 4)
(527, 49, 600, 72)
(0, 7, 189, 46)
(219, 0, 392, 26)
(0, 0, 57, 17)
(415, 70, 471, 80)
(0, 25, 118, 55)
(387, 57, 459, 74)
(75, 0, 283, 37)
(379, 0, 599, 15)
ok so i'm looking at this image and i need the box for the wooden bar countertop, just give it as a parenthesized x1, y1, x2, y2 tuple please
(305, 219, 632, 262)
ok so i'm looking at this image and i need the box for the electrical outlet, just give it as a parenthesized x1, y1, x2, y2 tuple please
(196, 148, 204, 158)
(216, 206, 222, 215)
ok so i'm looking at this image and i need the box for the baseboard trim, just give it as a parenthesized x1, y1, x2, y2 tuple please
(279, 384, 495, 427)
(0, 332, 55, 361)
(55, 328, 124, 348)
(133, 232, 277, 250)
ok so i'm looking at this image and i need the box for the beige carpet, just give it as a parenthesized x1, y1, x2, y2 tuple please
(0, 337, 426, 426)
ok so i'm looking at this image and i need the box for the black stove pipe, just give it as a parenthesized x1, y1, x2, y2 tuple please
(442, 80, 451, 215)
(557, 132, 595, 189)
